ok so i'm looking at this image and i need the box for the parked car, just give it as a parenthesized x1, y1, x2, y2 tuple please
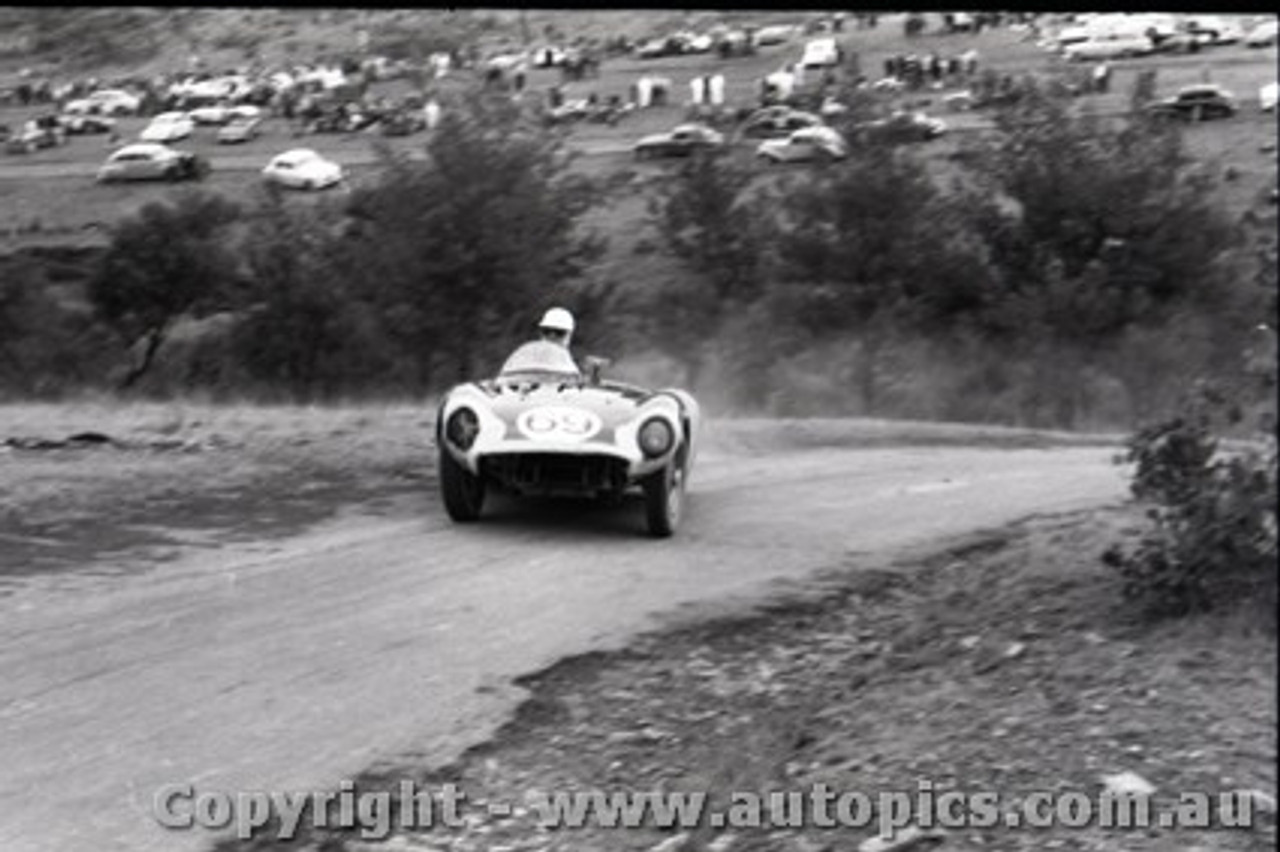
(1145, 84, 1237, 121)
(737, 107, 823, 140)
(96, 143, 208, 183)
(851, 110, 948, 145)
(59, 113, 117, 135)
(633, 123, 725, 160)
(139, 111, 194, 142)
(379, 110, 426, 137)
(1260, 81, 1278, 112)
(261, 148, 344, 190)
(1182, 15, 1246, 46)
(4, 115, 66, 154)
(636, 37, 683, 59)
(1245, 19, 1279, 47)
(64, 88, 141, 117)
(799, 37, 842, 69)
(216, 114, 263, 144)
(188, 102, 261, 126)
(757, 125, 848, 163)
(752, 24, 798, 47)
(1063, 34, 1153, 61)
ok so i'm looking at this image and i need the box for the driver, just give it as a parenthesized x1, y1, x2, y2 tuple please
(499, 307, 581, 377)
(536, 307, 575, 349)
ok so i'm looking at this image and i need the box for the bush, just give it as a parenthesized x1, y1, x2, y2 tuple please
(1105, 383, 1277, 628)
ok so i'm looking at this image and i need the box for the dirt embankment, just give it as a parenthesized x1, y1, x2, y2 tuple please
(209, 505, 1275, 852)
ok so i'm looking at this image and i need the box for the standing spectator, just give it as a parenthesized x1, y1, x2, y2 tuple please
(1093, 61, 1111, 94)
(689, 76, 707, 106)
(708, 74, 725, 106)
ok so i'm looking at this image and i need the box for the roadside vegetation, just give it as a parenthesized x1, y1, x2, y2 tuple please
(1, 71, 1273, 434)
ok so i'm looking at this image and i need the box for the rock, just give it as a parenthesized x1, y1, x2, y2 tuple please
(958, 635, 981, 651)
(707, 833, 738, 852)
(858, 826, 947, 852)
(1237, 788, 1278, 814)
(1003, 641, 1026, 659)
(649, 831, 690, 852)
(606, 726, 668, 745)
(1101, 770, 1156, 797)
(787, 837, 832, 852)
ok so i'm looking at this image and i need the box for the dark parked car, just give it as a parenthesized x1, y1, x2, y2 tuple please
(4, 115, 66, 153)
(1145, 84, 1237, 121)
(59, 113, 118, 135)
(379, 110, 426, 136)
(850, 110, 949, 145)
(633, 123, 725, 159)
(737, 107, 823, 140)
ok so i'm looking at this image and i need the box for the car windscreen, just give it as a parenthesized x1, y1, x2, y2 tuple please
(499, 340, 581, 379)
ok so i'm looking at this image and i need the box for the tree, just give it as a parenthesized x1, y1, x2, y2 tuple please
(971, 87, 1236, 320)
(228, 190, 395, 399)
(340, 89, 604, 386)
(645, 149, 769, 387)
(88, 190, 242, 389)
(958, 87, 1242, 424)
(769, 145, 993, 412)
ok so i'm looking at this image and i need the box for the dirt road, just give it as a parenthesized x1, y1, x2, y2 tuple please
(0, 439, 1128, 852)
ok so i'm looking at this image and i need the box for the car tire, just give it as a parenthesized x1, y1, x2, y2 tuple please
(439, 443, 486, 522)
(642, 458, 685, 538)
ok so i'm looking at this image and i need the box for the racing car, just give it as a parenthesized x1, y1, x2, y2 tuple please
(435, 342, 701, 537)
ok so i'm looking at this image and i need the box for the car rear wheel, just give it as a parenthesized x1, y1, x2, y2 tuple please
(439, 443, 485, 522)
(642, 459, 685, 538)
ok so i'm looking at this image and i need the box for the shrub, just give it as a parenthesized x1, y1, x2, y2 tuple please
(1105, 383, 1277, 628)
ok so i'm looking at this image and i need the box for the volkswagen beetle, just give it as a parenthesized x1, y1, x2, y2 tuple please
(435, 343, 701, 537)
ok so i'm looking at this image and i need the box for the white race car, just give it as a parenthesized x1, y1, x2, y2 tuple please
(436, 342, 701, 537)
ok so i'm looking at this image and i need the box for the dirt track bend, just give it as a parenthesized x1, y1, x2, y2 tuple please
(0, 436, 1128, 852)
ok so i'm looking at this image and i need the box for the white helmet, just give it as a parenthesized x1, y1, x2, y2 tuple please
(538, 307, 575, 335)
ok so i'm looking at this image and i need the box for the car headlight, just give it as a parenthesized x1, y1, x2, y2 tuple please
(445, 407, 480, 451)
(637, 417, 674, 458)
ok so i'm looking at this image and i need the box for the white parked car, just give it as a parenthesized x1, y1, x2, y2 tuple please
(1260, 81, 1279, 112)
(261, 148, 345, 190)
(757, 125, 848, 164)
(64, 88, 141, 116)
(1063, 34, 1153, 61)
(1245, 19, 1279, 47)
(800, 37, 842, 69)
(752, 24, 798, 47)
(96, 143, 208, 183)
(187, 102, 261, 126)
(139, 111, 194, 142)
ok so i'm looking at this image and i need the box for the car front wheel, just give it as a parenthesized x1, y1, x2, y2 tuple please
(439, 444, 486, 522)
(642, 459, 685, 537)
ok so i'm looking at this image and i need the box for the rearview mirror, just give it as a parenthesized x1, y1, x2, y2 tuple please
(582, 355, 611, 385)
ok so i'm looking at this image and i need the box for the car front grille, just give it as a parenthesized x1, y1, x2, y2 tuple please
(482, 453, 629, 496)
